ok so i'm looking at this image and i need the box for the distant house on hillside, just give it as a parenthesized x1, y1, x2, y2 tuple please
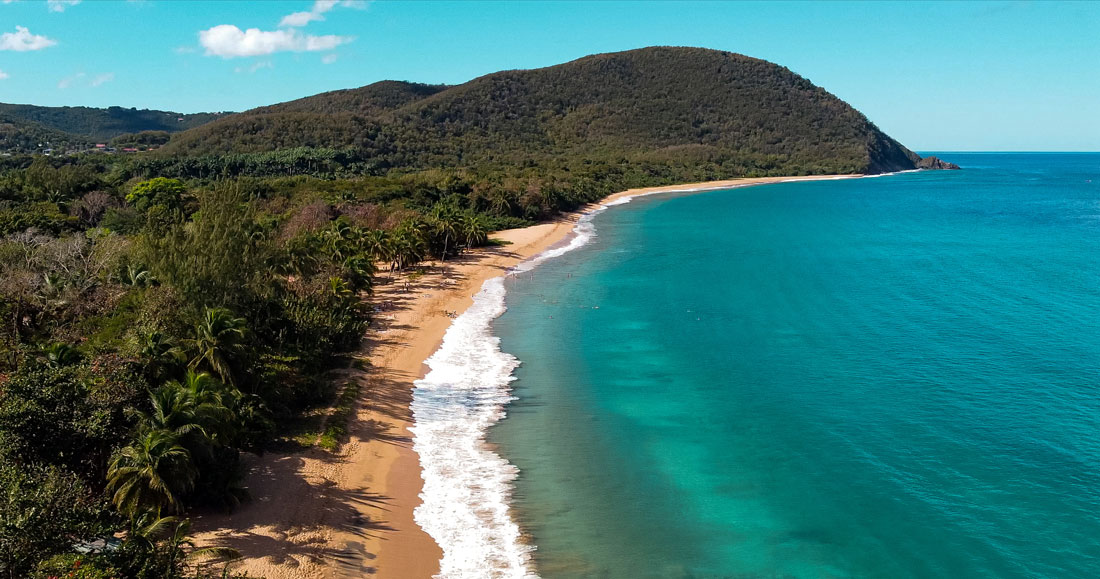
(121, 147, 138, 153)
(95, 143, 107, 149)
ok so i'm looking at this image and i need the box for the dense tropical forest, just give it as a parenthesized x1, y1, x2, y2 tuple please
(0, 46, 940, 578)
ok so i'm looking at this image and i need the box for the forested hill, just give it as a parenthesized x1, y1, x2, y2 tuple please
(163, 46, 921, 175)
(0, 113, 89, 152)
(0, 102, 228, 146)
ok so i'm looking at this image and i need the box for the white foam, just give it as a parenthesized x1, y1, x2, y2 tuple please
(410, 199, 611, 578)
(410, 172, 883, 577)
(411, 276, 535, 578)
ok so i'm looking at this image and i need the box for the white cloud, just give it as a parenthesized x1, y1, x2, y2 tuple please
(174, 45, 196, 54)
(0, 26, 58, 51)
(235, 60, 273, 74)
(199, 24, 352, 58)
(0, 70, 8, 80)
(58, 72, 84, 89)
(47, 0, 80, 12)
(279, 10, 323, 28)
(278, 0, 365, 28)
(90, 72, 114, 86)
(321, 53, 338, 64)
(57, 71, 111, 89)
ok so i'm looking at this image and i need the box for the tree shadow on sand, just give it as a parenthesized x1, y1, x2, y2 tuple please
(193, 462, 396, 575)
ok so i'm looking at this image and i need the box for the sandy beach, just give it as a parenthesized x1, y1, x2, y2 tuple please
(191, 174, 858, 579)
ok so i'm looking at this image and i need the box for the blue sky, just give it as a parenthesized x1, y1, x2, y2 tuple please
(0, 0, 1098, 151)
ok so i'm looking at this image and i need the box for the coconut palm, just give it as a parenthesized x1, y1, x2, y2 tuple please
(329, 277, 354, 301)
(460, 213, 489, 249)
(281, 237, 319, 278)
(186, 308, 246, 385)
(321, 219, 355, 262)
(489, 189, 518, 217)
(389, 223, 427, 271)
(430, 205, 461, 260)
(360, 229, 392, 263)
(139, 330, 184, 382)
(107, 428, 196, 518)
(340, 254, 375, 294)
(134, 372, 235, 446)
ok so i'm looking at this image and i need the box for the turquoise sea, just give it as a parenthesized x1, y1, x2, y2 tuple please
(490, 154, 1100, 578)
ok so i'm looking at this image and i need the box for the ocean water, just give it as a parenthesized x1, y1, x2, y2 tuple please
(480, 154, 1100, 578)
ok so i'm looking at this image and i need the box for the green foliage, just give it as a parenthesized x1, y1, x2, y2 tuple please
(0, 464, 108, 579)
(140, 184, 273, 311)
(0, 364, 141, 479)
(20, 158, 103, 202)
(126, 177, 186, 213)
(111, 130, 172, 149)
(41, 342, 82, 368)
(99, 205, 145, 235)
(110, 515, 239, 579)
(0, 200, 78, 235)
(0, 114, 90, 153)
(33, 553, 120, 579)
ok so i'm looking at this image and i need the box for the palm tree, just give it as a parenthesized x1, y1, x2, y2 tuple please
(140, 330, 184, 382)
(360, 229, 392, 263)
(40, 272, 66, 302)
(390, 223, 427, 271)
(460, 213, 489, 249)
(186, 308, 246, 385)
(107, 428, 196, 518)
(180, 372, 237, 441)
(430, 205, 460, 260)
(134, 372, 235, 446)
(128, 513, 240, 577)
(321, 219, 355, 262)
(489, 189, 517, 217)
(340, 254, 375, 294)
(329, 277, 354, 301)
(122, 264, 155, 287)
(281, 237, 319, 278)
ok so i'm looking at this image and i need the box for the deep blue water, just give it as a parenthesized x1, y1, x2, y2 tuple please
(491, 154, 1100, 578)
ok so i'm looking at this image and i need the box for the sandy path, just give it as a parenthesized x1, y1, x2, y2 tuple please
(191, 174, 858, 579)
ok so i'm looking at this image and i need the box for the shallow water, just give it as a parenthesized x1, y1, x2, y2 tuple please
(491, 153, 1100, 578)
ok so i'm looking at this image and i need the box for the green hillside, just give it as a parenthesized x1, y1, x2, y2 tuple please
(0, 114, 91, 152)
(164, 47, 920, 174)
(0, 103, 229, 151)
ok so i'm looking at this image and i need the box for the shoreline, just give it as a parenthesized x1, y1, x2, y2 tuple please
(191, 173, 860, 579)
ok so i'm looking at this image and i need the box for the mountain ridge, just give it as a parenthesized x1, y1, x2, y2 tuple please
(162, 47, 926, 175)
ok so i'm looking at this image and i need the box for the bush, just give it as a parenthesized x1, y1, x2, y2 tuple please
(33, 553, 120, 579)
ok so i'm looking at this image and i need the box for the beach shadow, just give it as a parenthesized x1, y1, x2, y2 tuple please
(192, 458, 397, 573)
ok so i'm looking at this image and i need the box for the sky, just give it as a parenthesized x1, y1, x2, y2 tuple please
(0, 0, 1098, 151)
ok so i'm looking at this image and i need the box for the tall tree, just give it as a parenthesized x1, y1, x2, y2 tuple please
(106, 429, 196, 519)
(186, 308, 246, 386)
